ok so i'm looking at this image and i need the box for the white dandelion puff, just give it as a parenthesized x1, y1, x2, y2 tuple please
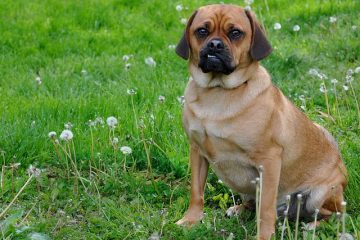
(244, 0, 254, 5)
(331, 79, 338, 84)
(274, 23, 282, 30)
(293, 25, 300, 32)
(145, 57, 156, 67)
(245, 5, 251, 11)
(319, 83, 327, 93)
(27, 165, 42, 177)
(176, 4, 183, 11)
(127, 89, 137, 95)
(64, 122, 73, 129)
(95, 117, 105, 125)
(35, 76, 42, 85)
(168, 44, 176, 49)
(112, 137, 119, 145)
(308, 68, 319, 76)
(354, 66, 360, 74)
(120, 146, 132, 155)
(351, 25, 357, 31)
(125, 63, 131, 70)
(48, 131, 57, 139)
(60, 130, 73, 141)
(158, 95, 165, 103)
(343, 85, 349, 91)
(177, 95, 185, 105)
(329, 16, 337, 23)
(180, 18, 187, 25)
(122, 55, 130, 62)
(106, 116, 118, 128)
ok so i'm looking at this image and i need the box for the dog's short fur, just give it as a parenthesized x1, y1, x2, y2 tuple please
(175, 4, 347, 239)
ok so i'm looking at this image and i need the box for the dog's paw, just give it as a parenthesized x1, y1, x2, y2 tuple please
(176, 211, 204, 226)
(225, 205, 243, 218)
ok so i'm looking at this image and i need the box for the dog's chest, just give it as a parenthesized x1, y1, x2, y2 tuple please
(185, 113, 261, 193)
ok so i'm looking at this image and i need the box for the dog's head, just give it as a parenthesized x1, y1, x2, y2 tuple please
(176, 4, 272, 87)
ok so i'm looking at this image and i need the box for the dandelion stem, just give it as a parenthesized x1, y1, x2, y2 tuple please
(0, 174, 34, 219)
(341, 201, 347, 236)
(255, 177, 260, 240)
(312, 209, 319, 240)
(323, 82, 331, 116)
(90, 126, 94, 177)
(349, 82, 360, 128)
(294, 194, 302, 240)
(141, 129, 159, 194)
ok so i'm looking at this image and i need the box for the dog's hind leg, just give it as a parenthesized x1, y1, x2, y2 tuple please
(225, 196, 256, 217)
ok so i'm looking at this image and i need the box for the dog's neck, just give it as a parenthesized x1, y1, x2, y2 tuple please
(189, 62, 261, 89)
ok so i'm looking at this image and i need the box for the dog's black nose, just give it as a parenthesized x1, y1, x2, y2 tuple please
(208, 39, 224, 50)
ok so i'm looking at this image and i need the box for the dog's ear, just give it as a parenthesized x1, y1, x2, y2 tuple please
(176, 10, 198, 60)
(245, 10, 272, 61)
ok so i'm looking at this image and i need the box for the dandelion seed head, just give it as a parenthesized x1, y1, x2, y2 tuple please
(127, 89, 136, 95)
(293, 25, 300, 32)
(64, 122, 73, 129)
(54, 139, 59, 145)
(145, 57, 156, 67)
(329, 16, 337, 23)
(112, 137, 119, 145)
(122, 55, 130, 62)
(343, 85, 349, 91)
(258, 165, 264, 172)
(120, 146, 132, 155)
(244, 0, 254, 5)
(27, 164, 42, 177)
(354, 66, 360, 74)
(106, 116, 118, 128)
(158, 95, 165, 103)
(274, 22, 282, 30)
(35, 76, 42, 85)
(125, 63, 131, 70)
(95, 117, 104, 125)
(180, 18, 187, 25)
(177, 95, 185, 105)
(286, 195, 291, 201)
(308, 68, 319, 76)
(352, 25, 357, 31)
(244, 5, 251, 11)
(341, 201, 347, 207)
(319, 83, 327, 93)
(31, 121, 36, 128)
(48, 131, 57, 139)
(60, 130, 73, 141)
(314, 208, 319, 214)
(338, 233, 354, 240)
(284, 210, 288, 216)
(176, 4, 183, 11)
(297, 193, 302, 200)
(218, 179, 223, 184)
(331, 79, 338, 84)
(168, 44, 176, 49)
(88, 120, 95, 127)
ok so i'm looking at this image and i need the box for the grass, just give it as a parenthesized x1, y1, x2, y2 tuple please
(0, 0, 359, 239)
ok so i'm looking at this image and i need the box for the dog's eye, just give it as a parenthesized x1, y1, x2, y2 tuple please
(228, 29, 243, 40)
(196, 28, 209, 38)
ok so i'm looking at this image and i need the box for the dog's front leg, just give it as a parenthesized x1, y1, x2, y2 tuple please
(258, 155, 282, 240)
(176, 145, 209, 226)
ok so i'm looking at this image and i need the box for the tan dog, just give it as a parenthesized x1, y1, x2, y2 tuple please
(175, 4, 347, 239)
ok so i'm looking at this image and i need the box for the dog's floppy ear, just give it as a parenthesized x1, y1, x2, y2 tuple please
(176, 10, 198, 60)
(245, 10, 272, 61)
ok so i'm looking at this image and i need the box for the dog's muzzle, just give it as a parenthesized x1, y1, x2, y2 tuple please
(198, 38, 235, 75)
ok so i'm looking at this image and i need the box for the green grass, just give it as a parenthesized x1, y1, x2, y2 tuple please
(0, 0, 359, 239)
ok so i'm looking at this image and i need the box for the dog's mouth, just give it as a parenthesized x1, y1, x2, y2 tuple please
(198, 50, 235, 75)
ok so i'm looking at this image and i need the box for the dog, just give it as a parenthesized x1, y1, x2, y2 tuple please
(174, 4, 348, 239)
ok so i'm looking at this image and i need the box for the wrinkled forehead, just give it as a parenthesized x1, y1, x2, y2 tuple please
(191, 5, 251, 32)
